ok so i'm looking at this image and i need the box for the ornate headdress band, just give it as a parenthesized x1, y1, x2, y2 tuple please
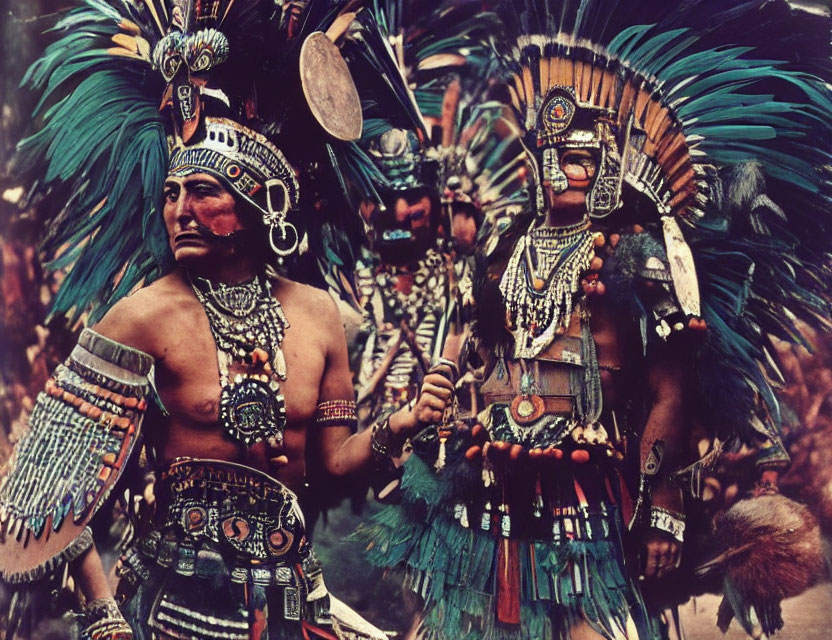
(168, 117, 302, 257)
(168, 117, 300, 219)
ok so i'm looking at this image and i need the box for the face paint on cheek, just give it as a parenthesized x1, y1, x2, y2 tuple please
(192, 208, 246, 237)
(192, 219, 252, 251)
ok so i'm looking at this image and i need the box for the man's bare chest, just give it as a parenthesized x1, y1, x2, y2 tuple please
(154, 314, 327, 427)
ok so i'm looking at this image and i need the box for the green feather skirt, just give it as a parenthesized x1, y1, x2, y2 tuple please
(357, 449, 664, 640)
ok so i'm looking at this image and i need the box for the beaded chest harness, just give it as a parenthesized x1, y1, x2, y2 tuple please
(355, 248, 448, 416)
(190, 274, 289, 446)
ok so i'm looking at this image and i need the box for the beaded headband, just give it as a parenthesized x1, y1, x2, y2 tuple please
(168, 117, 303, 257)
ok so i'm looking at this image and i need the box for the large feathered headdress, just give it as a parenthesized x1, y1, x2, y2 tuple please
(318, 1, 529, 277)
(15, 0, 360, 323)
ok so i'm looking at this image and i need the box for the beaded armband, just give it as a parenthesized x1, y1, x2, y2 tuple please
(648, 506, 685, 543)
(314, 399, 358, 430)
(0, 328, 152, 583)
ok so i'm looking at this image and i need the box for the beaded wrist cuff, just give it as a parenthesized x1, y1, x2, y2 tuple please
(80, 597, 133, 640)
(314, 400, 358, 430)
(370, 416, 405, 465)
(648, 506, 685, 543)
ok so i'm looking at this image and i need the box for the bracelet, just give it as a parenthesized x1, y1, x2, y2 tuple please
(370, 416, 405, 465)
(432, 357, 459, 383)
(648, 506, 685, 543)
(63, 526, 94, 563)
(80, 597, 133, 640)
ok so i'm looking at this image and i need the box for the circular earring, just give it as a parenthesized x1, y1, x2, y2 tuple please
(269, 220, 299, 258)
(264, 178, 299, 262)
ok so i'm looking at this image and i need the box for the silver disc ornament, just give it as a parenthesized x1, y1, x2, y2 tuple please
(220, 375, 287, 446)
(300, 31, 363, 142)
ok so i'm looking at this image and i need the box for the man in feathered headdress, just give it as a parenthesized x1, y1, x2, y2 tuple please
(0, 1, 455, 637)
(357, 1, 832, 638)
(322, 1, 528, 456)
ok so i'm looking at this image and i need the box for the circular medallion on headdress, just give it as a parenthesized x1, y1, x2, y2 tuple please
(368, 128, 424, 190)
(266, 527, 295, 556)
(539, 91, 576, 144)
(300, 31, 363, 141)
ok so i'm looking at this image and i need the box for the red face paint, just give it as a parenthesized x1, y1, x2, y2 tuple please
(193, 203, 245, 237)
(163, 173, 247, 261)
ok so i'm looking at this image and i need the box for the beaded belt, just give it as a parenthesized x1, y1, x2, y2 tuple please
(152, 458, 309, 564)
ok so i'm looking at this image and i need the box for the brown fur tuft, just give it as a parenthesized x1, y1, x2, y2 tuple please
(713, 495, 824, 602)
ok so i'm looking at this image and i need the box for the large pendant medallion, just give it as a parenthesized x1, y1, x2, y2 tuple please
(190, 273, 290, 447)
(510, 394, 545, 424)
(220, 376, 287, 446)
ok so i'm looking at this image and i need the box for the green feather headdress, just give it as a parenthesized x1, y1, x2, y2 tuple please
(491, 0, 832, 441)
(15, 0, 294, 323)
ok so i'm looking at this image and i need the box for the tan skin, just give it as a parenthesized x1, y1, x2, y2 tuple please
(72, 172, 454, 603)
(451, 207, 478, 255)
(539, 148, 685, 609)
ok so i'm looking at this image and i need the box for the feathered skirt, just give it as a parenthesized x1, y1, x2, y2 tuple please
(356, 433, 664, 640)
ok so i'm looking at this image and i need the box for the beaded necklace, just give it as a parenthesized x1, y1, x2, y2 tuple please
(190, 273, 289, 446)
(500, 222, 597, 358)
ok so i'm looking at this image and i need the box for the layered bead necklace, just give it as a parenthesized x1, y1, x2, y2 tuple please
(190, 273, 289, 446)
(499, 222, 598, 358)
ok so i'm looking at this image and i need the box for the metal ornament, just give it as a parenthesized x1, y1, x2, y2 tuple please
(538, 91, 576, 143)
(219, 376, 285, 445)
(168, 118, 301, 241)
(510, 393, 545, 424)
(153, 29, 230, 81)
(300, 31, 363, 142)
(269, 222, 300, 258)
(190, 274, 289, 446)
(264, 178, 300, 258)
(661, 215, 701, 317)
(587, 142, 624, 218)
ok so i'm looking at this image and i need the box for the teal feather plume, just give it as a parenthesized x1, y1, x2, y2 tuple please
(15, 1, 167, 324)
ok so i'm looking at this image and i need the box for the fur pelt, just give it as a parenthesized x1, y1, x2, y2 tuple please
(714, 495, 824, 602)
(706, 494, 826, 637)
